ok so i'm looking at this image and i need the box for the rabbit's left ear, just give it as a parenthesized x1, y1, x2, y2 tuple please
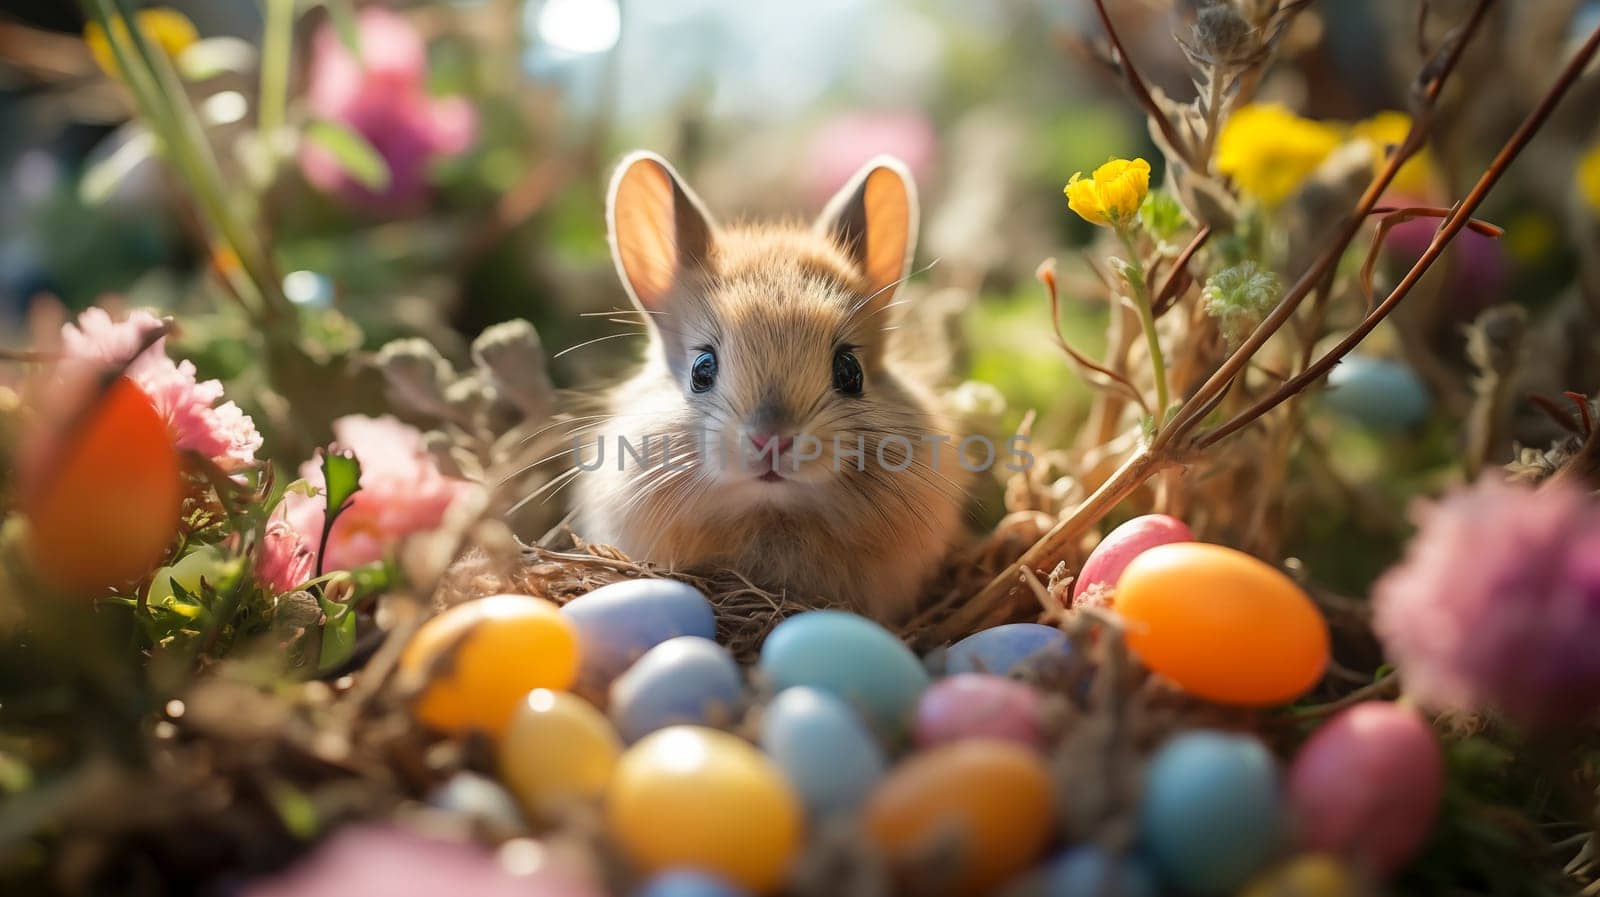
(815, 156, 918, 308)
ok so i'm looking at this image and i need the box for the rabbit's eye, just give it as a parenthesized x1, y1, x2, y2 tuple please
(832, 349, 864, 395)
(690, 350, 718, 393)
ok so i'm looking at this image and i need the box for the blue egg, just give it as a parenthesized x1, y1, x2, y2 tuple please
(561, 579, 716, 690)
(1139, 731, 1283, 896)
(1041, 845, 1158, 897)
(635, 869, 751, 897)
(944, 623, 1070, 676)
(610, 636, 744, 741)
(1324, 356, 1431, 431)
(758, 611, 928, 735)
(760, 687, 886, 817)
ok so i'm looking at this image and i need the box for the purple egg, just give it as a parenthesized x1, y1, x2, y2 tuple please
(1287, 701, 1443, 874)
(1073, 514, 1195, 603)
(914, 674, 1048, 751)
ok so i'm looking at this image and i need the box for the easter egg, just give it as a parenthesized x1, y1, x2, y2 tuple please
(944, 623, 1070, 676)
(1116, 543, 1329, 706)
(1139, 731, 1282, 896)
(864, 739, 1054, 896)
(22, 376, 182, 594)
(1240, 854, 1363, 897)
(499, 689, 621, 813)
(608, 726, 801, 893)
(760, 686, 886, 817)
(400, 595, 580, 737)
(1073, 514, 1194, 602)
(759, 611, 928, 734)
(914, 674, 1047, 751)
(427, 772, 524, 829)
(635, 870, 751, 897)
(1287, 702, 1442, 874)
(1324, 356, 1431, 431)
(562, 579, 716, 692)
(1040, 845, 1158, 897)
(610, 637, 744, 741)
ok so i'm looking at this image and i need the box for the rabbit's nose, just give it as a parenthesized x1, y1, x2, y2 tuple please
(748, 433, 795, 454)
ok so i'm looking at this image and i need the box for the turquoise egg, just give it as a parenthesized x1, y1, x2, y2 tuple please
(1139, 731, 1282, 896)
(1041, 845, 1158, 897)
(944, 623, 1070, 676)
(1324, 356, 1431, 431)
(634, 869, 751, 897)
(760, 686, 886, 818)
(758, 611, 928, 734)
(561, 579, 716, 691)
(610, 637, 744, 741)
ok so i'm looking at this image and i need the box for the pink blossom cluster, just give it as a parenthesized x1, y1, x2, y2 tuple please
(256, 414, 476, 592)
(59, 307, 262, 471)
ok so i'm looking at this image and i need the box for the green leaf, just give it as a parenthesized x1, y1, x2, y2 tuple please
(315, 450, 362, 577)
(317, 595, 357, 672)
(80, 128, 158, 205)
(302, 120, 390, 191)
(321, 0, 363, 61)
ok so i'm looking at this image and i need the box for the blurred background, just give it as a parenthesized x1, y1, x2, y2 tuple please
(2, 0, 1600, 587)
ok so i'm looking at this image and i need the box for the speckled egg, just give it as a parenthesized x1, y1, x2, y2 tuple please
(608, 726, 801, 893)
(561, 579, 716, 692)
(1073, 514, 1194, 602)
(944, 623, 1070, 676)
(1116, 543, 1329, 706)
(759, 686, 886, 818)
(914, 674, 1048, 751)
(864, 739, 1054, 896)
(1287, 701, 1442, 874)
(498, 689, 621, 814)
(758, 611, 928, 735)
(400, 595, 580, 737)
(1139, 730, 1282, 896)
(610, 636, 744, 741)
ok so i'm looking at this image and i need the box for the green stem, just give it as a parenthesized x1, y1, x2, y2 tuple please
(258, 0, 294, 152)
(1117, 226, 1169, 427)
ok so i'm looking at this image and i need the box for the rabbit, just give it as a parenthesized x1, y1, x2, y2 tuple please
(569, 150, 970, 621)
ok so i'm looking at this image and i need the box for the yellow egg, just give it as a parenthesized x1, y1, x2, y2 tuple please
(1116, 543, 1329, 706)
(499, 689, 621, 814)
(1241, 854, 1363, 897)
(400, 595, 580, 737)
(607, 726, 801, 893)
(864, 739, 1054, 896)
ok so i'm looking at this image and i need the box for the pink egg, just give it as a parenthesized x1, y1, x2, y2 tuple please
(914, 674, 1048, 751)
(1287, 701, 1443, 875)
(1073, 514, 1194, 603)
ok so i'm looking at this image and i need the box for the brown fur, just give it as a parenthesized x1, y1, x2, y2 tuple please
(570, 152, 968, 620)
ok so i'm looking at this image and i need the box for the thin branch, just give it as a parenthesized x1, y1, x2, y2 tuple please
(1089, 0, 1192, 167)
(1041, 259, 1150, 412)
(1152, 226, 1212, 318)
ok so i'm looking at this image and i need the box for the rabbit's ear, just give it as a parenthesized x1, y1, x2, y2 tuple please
(607, 151, 718, 313)
(815, 155, 919, 309)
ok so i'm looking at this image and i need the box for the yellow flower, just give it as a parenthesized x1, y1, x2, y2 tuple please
(1353, 111, 1437, 197)
(84, 8, 198, 81)
(1215, 104, 1342, 206)
(1579, 141, 1600, 217)
(1065, 157, 1152, 228)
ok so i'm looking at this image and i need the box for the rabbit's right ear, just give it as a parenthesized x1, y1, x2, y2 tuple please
(607, 151, 718, 314)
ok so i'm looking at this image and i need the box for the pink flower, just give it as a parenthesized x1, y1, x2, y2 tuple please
(59, 307, 262, 471)
(804, 111, 936, 207)
(276, 414, 475, 574)
(240, 825, 597, 897)
(257, 519, 316, 593)
(1373, 478, 1600, 729)
(298, 7, 477, 211)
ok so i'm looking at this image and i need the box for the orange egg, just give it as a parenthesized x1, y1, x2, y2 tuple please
(400, 595, 580, 737)
(1116, 543, 1329, 706)
(23, 376, 183, 594)
(864, 739, 1055, 896)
